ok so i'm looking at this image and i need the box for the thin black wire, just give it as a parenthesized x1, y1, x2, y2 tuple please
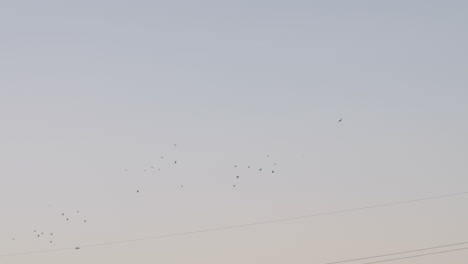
(1, 191, 467, 258)
(327, 241, 468, 263)
(359, 246, 468, 264)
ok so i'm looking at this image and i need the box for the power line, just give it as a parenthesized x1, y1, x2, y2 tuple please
(327, 241, 468, 264)
(1, 190, 467, 258)
(359, 246, 468, 264)
(0, 247, 71, 258)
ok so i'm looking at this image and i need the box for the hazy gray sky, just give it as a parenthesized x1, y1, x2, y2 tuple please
(1, 1, 468, 263)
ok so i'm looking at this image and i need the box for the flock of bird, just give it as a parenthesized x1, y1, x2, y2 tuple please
(231, 157, 277, 188)
(131, 144, 278, 192)
(8, 118, 343, 250)
(11, 210, 88, 244)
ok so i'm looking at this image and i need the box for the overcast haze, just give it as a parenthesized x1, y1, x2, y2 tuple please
(1, 1, 468, 263)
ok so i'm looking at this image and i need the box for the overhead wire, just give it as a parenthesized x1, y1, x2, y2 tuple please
(358, 246, 468, 264)
(1, 190, 467, 258)
(328, 241, 468, 264)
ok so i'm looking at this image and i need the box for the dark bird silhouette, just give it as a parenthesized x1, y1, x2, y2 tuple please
(136, 190, 140, 193)
(75, 247, 80, 250)
(259, 168, 262, 171)
(236, 176, 239, 179)
(174, 161, 177, 164)
(272, 170, 275, 173)
(84, 220, 87, 223)
(338, 118, 343, 122)
(233, 185, 236, 187)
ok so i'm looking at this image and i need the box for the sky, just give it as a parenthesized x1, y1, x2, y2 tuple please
(1, 0, 468, 263)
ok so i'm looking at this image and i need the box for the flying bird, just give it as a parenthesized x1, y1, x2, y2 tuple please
(338, 118, 343, 122)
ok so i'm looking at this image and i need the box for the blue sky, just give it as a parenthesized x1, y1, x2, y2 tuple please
(1, 1, 468, 263)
